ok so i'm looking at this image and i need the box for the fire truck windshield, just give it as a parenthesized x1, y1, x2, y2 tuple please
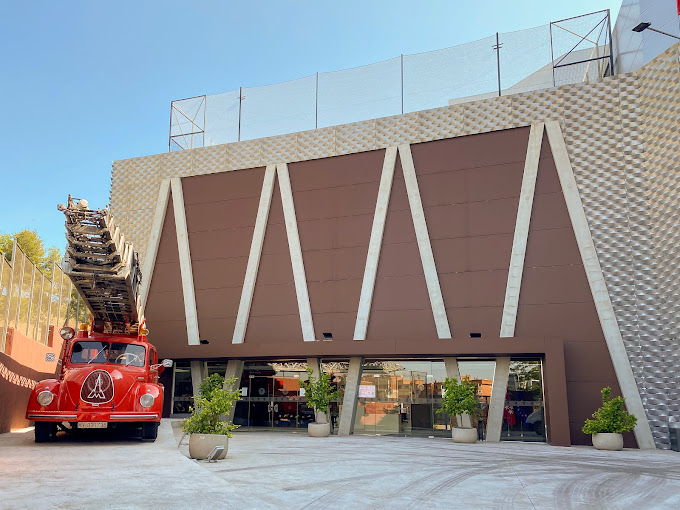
(70, 341, 146, 367)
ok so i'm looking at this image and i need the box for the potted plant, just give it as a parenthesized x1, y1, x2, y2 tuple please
(582, 387, 637, 451)
(182, 374, 241, 459)
(442, 377, 479, 443)
(298, 367, 339, 437)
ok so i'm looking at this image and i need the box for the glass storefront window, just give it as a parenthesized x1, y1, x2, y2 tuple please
(172, 357, 546, 442)
(232, 361, 343, 431)
(172, 361, 193, 415)
(353, 360, 448, 436)
(502, 359, 546, 442)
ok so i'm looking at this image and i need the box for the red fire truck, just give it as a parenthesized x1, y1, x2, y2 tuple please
(25, 197, 171, 442)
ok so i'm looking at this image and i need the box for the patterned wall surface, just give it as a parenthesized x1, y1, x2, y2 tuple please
(110, 44, 680, 448)
(637, 44, 680, 434)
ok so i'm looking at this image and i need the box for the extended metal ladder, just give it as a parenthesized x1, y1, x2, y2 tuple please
(59, 195, 142, 333)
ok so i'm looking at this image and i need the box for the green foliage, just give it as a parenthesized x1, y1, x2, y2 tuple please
(441, 377, 478, 419)
(298, 367, 339, 414)
(0, 233, 11, 260)
(182, 374, 241, 436)
(0, 229, 62, 277)
(582, 387, 638, 434)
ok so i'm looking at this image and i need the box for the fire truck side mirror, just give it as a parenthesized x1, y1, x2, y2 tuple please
(162, 359, 173, 368)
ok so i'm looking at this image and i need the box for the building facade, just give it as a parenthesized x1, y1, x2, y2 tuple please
(110, 43, 680, 449)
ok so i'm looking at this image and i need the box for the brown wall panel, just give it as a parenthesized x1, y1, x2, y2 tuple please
(296, 215, 373, 252)
(387, 166, 411, 211)
(184, 197, 260, 232)
(246, 315, 304, 344)
(366, 309, 439, 341)
(523, 228, 582, 268)
(310, 312, 358, 342)
(564, 341, 618, 383)
(410, 127, 530, 174)
(439, 270, 508, 308)
(519, 266, 593, 305)
(425, 198, 519, 240)
(447, 307, 503, 338)
(261, 221, 288, 255)
(292, 182, 383, 222)
(182, 167, 265, 204)
(256, 254, 296, 286)
(148, 263, 182, 294)
(515, 303, 604, 342)
(534, 156, 561, 195)
(192, 257, 249, 290)
(196, 318, 237, 345)
(372, 275, 431, 312)
(145, 290, 186, 322)
(187, 228, 255, 261)
(383, 209, 421, 244)
(148, 320, 189, 354)
(417, 162, 524, 207)
(155, 233, 177, 264)
(249, 284, 300, 317)
(288, 150, 385, 192)
(303, 247, 368, 282)
(376, 242, 422, 277)
(308, 280, 363, 315)
(194, 287, 242, 319)
(530, 193, 572, 231)
(432, 235, 514, 274)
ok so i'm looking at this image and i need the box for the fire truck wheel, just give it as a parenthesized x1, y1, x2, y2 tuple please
(35, 422, 57, 443)
(141, 422, 158, 442)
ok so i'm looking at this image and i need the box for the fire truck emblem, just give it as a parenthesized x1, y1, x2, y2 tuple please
(80, 370, 114, 404)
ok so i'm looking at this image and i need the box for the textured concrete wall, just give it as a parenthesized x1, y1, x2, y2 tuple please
(111, 43, 680, 448)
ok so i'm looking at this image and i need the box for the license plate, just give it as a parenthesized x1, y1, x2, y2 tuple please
(78, 422, 108, 429)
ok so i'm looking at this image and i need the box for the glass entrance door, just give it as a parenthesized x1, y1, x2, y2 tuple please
(233, 364, 314, 431)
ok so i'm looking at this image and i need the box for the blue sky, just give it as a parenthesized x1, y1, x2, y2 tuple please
(0, 0, 621, 252)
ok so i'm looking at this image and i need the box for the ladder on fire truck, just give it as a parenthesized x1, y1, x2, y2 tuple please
(59, 195, 142, 334)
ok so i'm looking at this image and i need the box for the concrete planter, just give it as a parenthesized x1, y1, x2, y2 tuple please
(592, 433, 623, 451)
(452, 427, 478, 443)
(188, 434, 229, 459)
(308, 422, 331, 437)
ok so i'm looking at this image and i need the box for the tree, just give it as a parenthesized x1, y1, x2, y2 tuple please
(0, 233, 12, 260)
(0, 230, 62, 278)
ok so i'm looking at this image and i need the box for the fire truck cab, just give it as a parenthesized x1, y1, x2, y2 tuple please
(26, 325, 171, 442)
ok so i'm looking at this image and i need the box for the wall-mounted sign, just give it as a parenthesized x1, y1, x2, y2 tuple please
(359, 384, 376, 398)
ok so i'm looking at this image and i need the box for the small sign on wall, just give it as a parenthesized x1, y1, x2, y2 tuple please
(45, 353, 55, 362)
(359, 385, 376, 398)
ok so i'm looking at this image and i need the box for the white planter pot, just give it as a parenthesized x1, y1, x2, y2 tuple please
(308, 422, 331, 437)
(452, 427, 478, 443)
(188, 434, 229, 459)
(592, 433, 623, 451)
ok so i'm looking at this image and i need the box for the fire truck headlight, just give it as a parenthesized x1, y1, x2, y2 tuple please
(37, 391, 54, 406)
(140, 393, 155, 408)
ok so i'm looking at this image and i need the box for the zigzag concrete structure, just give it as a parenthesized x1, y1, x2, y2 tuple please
(111, 44, 680, 449)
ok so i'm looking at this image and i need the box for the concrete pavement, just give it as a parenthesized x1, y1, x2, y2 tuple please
(2, 420, 680, 509)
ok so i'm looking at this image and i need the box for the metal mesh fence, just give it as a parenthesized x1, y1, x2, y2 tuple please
(0, 243, 84, 352)
(170, 10, 612, 150)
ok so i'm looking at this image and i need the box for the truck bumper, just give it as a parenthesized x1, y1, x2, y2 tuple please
(26, 411, 160, 422)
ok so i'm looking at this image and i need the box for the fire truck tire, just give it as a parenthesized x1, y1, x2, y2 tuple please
(141, 422, 158, 442)
(35, 422, 57, 443)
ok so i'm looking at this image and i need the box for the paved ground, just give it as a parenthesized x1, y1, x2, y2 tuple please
(2, 420, 680, 509)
